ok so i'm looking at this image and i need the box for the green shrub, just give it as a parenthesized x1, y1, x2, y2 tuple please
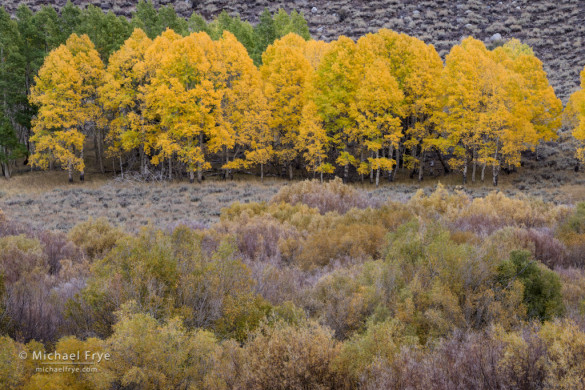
(497, 250, 564, 321)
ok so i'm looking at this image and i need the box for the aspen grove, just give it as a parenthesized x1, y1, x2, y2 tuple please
(27, 25, 564, 185)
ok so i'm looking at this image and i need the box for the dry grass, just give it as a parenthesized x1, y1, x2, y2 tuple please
(2, 165, 583, 233)
(0, 170, 111, 197)
(0, 172, 286, 232)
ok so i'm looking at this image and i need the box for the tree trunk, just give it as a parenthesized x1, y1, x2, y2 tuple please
(435, 148, 450, 174)
(260, 163, 264, 183)
(343, 163, 349, 183)
(360, 150, 364, 183)
(471, 148, 476, 183)
(375, 150, 380, 187)
(68, 164, 73, 183)
(80, 149, 84, 182)
(168, 157, 172, 180)
(94, 128, 104, 174)
(393, 144, 401, 181)
(189, 170, 194, 184)
(462, 159, 468, 185)
(418, 149, 424, 182)
(140, 145, 146, 175)
(99, 128, 105, 173)
(2, 162, 10, 179)
(493, 165, 499, 186)
(198, 133, 203, 183)
(481, 164, 486, 182)
(119, 156, 124, 179)
(387, 144, 394, 182)
(493, 148, 500, 186)
(369, 150, 374, 184)
(289, 164, 293, 181)
(224, 145, 229, 180)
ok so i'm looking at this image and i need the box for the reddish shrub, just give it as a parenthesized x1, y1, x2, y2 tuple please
(37, 231, 83, 274)
(512, 228, 568, 269)
(220, 215, 301, 263)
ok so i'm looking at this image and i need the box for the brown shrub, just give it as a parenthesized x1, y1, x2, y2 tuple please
(297, 223, 386, 269)
(248, 262, 307, 306)
(219, 215, 301, 263)
(310, 268, 379, 340)
(242, 320, 340, 390)
(514, 228, 568, 269)
(0, 235, 45, 284)
(271, 178, 377, 214)
(68, 218, 124, 259)
(37, 231, 83, 275)
(556, 268, 585, 324)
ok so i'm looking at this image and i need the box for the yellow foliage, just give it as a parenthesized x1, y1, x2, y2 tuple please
(30, 34, 104, 179)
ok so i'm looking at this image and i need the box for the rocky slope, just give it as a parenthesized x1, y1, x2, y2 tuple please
(4, 0, 585, 102)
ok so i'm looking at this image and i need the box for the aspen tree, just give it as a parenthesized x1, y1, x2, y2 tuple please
(30, 34, 104, 182)
(566, 68, 585, 164)
(352, 58, 404, 187)
(313, 36, 359, 183)
(99, 28, 153, 176)
(261, 33, 314, 180)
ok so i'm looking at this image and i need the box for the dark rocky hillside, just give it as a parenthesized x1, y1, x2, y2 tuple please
(4, 0, 585, 102)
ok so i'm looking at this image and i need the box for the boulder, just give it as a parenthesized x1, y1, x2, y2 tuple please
(490, 33, 503, 41)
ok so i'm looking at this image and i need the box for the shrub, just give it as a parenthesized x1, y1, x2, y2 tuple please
(384, 221, 526, 340)
(310, 267, 379, 339)
(271, 178, 377, 214)
(100, 308, 218, 390)
(538, 320, 585, 388)
(82, 227, 267, 339)
(497, 250, 564, 321)
(0, 212, 33, 238)
(513, 228, 568, 269)
(450, 192, 567, 236)
(0, 336, 26, 389)
(242, 320, 340, 390)
(248, 262, 305, 305)
(556, 268, 585, 322)
(297, 222, 386, 269)
(407, 184, 470, 220)
(204, 339, 245, 390)
(333, 319, 418, 387)
(0, 235, 45, 284)
(560, 202, 585, 234)
(556, 202, 585, 267)
(219, 215, 301, 263)
(37, 231, 82, 274)
(68, 218, 124, 259)
(486, 227, 568, 269)
(496, 320, 585, 389)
